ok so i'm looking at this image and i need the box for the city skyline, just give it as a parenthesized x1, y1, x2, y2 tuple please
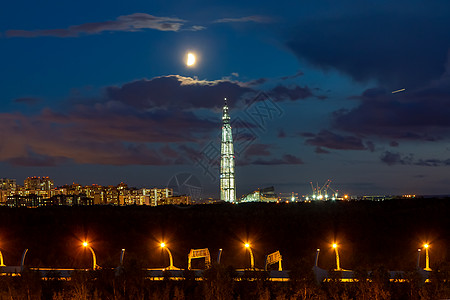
(0, 176, 192, 206)
(1, 1, 450, 197)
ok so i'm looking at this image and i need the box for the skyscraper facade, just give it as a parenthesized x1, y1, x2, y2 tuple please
(220, 98, 236, 202)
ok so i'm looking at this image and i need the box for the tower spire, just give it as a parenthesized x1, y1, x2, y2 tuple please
(220, 97, 236, 202)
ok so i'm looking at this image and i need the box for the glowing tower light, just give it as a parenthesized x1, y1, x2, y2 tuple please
(220, 98, 236, 202)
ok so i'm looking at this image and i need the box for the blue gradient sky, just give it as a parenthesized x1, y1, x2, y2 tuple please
(1, 0, 450, 197)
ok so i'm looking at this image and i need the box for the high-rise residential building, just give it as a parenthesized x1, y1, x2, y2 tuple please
(149, 188, 173, 206)
(0, 178, 16, 191)
(24, 176, 54, 191)
(220, 98, 236, 202)
(0, 178, 17, 203)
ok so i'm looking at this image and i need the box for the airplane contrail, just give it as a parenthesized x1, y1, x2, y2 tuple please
(392, 88, 406, 94)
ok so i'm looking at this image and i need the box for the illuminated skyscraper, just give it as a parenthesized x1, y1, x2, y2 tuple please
(220, 98, 236, 202)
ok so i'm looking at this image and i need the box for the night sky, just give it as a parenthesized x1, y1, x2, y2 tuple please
(1, 0, 450, 198)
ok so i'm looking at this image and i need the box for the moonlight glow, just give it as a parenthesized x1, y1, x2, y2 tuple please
(186, 53, 196, 67)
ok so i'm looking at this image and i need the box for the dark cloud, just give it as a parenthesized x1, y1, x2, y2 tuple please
(160, 145, 179, 159)
(333, 81, 450, 141)
(6, 13, 191, 38)
(106, 75, 254, 110)
(314, 147, 330, 154)
(380, 151, 450, 167)
(177, 144, 202, 164)
(244, 143, 272, 157)
(300, 132, 315, 138)
(14, 97, 42, 105)
(250, 154, 303, 165)
(0, 75, 311, 168)
(213, 15, 273, 24)
(7, 149, 70, 167)
(245, 78, 268, 86)
(348, 87, 387, 100)
(415, 158, 450, 167)
(365, 141, 375, 152)
(0, 101, 216, 166)
(380, 151, 413, 166)
(390, 141, 399, 147)
(280, 70, 304, 81)
(304, 130, 366, 151)
(269, 85, 313, 101)
(286, 8, 450, 88)
(103, 76, 316, 114)
(105, 75, 312, 115)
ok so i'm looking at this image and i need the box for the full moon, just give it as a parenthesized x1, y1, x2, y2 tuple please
(186, 53, 196, 67)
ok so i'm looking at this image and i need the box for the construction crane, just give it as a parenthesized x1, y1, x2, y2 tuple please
(308, 180, 338, 200)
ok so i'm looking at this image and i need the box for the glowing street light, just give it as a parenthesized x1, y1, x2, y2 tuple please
(82, 242, 99, 270)
(424, 244, 431, 271)
(0, 249, 4, 267)
(332, 243, 341, 271)
(160, 242, 177, 270)
(244, 243, 255, 269)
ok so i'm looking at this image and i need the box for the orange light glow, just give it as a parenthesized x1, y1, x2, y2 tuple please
(424, 244, 429, 249)
(160, 242, 166, 248)
(82, 242, 88, 247)
(245, 243, 250, 248)
(332, 243, 337, 248)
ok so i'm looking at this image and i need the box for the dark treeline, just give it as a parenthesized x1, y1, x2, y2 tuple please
(2, 199, 450, 299)
(1, 198, 450, 270)
(1, 263, 450, 299)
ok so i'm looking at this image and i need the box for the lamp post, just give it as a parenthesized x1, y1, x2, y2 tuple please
(333, 243, 341, 271)
(160, 242, 176, 270)
(424, 244, 431, 271)
(314, 249, 320, 267)
(0, 249, 4, 266)
(217, 249, 223, 264)
(120, 249, 125, 266)
(83, 242, 99, 270)
(416, 249, 421, 269)
(245, 243, 255, 269)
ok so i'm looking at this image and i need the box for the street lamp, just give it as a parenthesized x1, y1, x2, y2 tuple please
(160, 242, 177, 270)
(332, 243, 341, 271)
(82, 242, 99, 270)
(416, 249, 421, 269)
(0, 249, 4, 267)
(424, 244, 431, 271)
(244, 243, 255, 269)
